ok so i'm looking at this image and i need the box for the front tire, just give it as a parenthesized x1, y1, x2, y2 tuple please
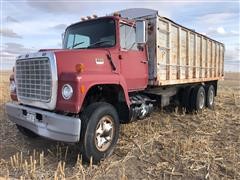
(80, 102, 120, 163)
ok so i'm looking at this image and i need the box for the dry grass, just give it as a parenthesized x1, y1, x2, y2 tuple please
(0, 71, 239, 179)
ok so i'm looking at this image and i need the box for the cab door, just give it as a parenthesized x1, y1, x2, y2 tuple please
(119, 23, 148, 91)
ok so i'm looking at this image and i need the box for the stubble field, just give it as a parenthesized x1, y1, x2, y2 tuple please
(0, 71, 239, 179)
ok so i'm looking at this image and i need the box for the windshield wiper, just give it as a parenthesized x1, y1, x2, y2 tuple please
(69, 41, 84, 49)
(88, 40, 112, 48)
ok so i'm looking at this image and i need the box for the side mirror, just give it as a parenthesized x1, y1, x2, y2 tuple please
(136, 20, 146, 44)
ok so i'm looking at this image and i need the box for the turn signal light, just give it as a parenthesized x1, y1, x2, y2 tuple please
(80, 85, 85, 94)
(75, 63, 85, 73)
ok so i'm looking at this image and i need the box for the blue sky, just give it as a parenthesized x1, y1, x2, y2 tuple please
(0, 0, 239, 71)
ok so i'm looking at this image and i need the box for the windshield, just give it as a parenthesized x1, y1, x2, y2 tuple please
(63, 18, 116, 49)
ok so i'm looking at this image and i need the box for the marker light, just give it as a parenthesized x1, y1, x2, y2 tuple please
(75, 63, 85, 73)
(113, 12, 120, 17)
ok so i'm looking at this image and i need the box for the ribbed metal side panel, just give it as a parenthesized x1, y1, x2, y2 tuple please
(15, 57, 52, 102)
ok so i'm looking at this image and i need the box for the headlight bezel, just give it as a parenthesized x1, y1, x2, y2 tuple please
(62, 84, 73, 100)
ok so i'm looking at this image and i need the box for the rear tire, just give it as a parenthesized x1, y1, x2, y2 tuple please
(80, 102, 120, 163)
(16, 125, 39, 138)
(192, 85, 206, 112)
(182, 86, 195, 112)
(205, 85, 215, 109)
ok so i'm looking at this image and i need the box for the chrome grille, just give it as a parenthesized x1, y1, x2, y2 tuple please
(15, 57, 52, 102)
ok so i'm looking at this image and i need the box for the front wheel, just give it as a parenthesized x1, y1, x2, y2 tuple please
(80, 102, 120, 163)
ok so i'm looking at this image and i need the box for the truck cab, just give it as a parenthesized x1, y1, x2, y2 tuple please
(63, 15, 148, 90)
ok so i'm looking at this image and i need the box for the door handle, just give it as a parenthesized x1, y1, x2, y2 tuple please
(141, 60, 148, 64)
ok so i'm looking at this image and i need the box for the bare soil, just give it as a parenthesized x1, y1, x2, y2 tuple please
(0, 71, 239, 179)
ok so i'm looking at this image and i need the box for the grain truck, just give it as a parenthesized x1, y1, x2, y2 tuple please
(6, 8, 224, 162)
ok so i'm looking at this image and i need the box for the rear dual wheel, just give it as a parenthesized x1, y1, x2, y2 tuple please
(205, 85, 215, 109)
(182, 86, 195, 112)
(183, 84, 215, 112)
(193, 86, 206, 111)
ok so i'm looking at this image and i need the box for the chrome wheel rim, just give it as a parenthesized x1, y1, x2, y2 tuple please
(199, 91, 205, 109)
(95, 115, 114, 152)
(209, 90, 214, 105)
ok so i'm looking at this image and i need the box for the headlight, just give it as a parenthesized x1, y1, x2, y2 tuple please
(62, 84, 73, 100)
(10, 81, 16, 93)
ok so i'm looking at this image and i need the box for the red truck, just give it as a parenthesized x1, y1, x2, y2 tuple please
(6, 8, 224, 162)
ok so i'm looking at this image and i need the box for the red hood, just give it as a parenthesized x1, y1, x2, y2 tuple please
(53, 49, 119, 75)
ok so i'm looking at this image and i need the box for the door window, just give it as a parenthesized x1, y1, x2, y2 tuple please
(120, 24, 138, 50)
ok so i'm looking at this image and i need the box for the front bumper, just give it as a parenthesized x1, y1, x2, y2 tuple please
(5, 103, 81, 142)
